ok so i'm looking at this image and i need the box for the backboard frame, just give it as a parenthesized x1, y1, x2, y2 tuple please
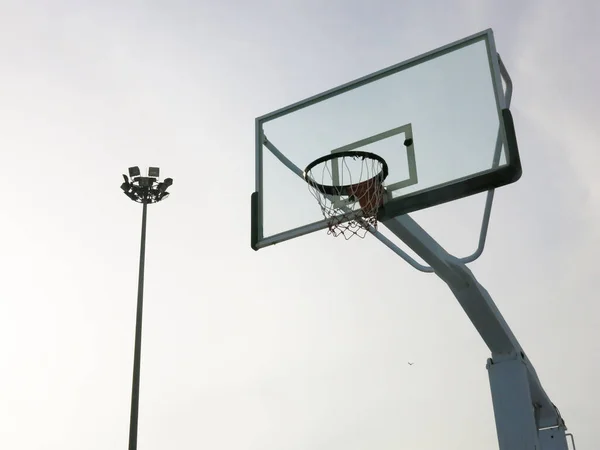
(251, 29, 521, 251)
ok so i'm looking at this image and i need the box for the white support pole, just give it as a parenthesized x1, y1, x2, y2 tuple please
(487, 355, 541, 450)
(381, 215, 566, 449)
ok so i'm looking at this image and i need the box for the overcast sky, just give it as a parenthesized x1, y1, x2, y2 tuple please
(1, 1, 598, 449)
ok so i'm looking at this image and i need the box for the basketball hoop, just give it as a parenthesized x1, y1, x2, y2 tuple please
(304, 151, 388, 239)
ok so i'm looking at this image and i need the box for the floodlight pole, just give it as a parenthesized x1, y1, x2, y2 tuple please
(120, 167, 172, 450)
(129, 200, 147, 450)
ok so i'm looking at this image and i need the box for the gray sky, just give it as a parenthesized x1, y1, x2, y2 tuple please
(1, 1, 598, 449)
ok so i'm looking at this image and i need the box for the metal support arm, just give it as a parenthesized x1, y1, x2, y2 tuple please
(382, 215, 568, 449)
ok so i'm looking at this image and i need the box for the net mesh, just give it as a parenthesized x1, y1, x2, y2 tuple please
(306, 154, 386, 239)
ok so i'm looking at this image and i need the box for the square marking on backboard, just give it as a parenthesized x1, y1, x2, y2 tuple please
(329, 124, 418, 208)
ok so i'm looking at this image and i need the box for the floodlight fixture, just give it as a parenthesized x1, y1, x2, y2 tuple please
(138, 177, 152, 188)
(120, 167, 172, 205)
(157, 178, 174, 194)
(128, 166, 141, 178)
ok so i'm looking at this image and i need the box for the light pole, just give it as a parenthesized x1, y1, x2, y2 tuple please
(121, 166, 173, 450)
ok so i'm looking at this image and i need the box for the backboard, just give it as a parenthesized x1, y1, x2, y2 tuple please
(251, 29, 520, 251)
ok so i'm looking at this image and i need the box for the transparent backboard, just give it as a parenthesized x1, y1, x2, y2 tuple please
(252, 29, 521, 250)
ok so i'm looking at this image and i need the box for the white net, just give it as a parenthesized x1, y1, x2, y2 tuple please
(305, 153, 386, 239)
